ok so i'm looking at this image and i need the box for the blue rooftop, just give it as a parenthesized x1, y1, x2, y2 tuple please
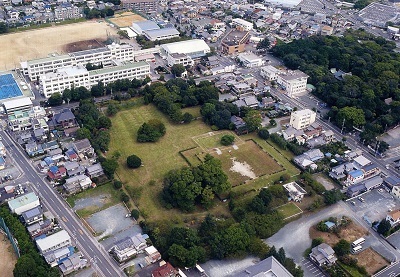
(349, 170, 364, 178)
(324, 221, 336, 229)
(0, 74, 23, 100)
(49, 165, 58, 174)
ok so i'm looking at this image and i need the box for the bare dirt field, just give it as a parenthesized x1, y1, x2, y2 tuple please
(309, 221, 368, 246)
(108, 12, 146, 27)
(356, 248, 389, 275)
(0, 233, 17, 277)
(0, 21, 117, 71)
(63, 39, 105, 53)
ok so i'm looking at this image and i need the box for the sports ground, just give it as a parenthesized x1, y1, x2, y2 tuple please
(0, 21, 117, 71)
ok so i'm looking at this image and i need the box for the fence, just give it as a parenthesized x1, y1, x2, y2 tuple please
(0, 216, 20, 258)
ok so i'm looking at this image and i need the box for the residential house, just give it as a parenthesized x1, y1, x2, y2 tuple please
(86, 163, 104, 178)
(230, 116, 248, 135)
(48, 109, 77, 130)
(346, 170, 364, 186)
(384, 176, 400, 198)
(65, 161, 85, 177)
(323, 130, 335, 142)
(145, 246, 162, 264)
(283, 182, 307, 202)
(361, 163, 380, 179)
(33, 128, 47, 142)
(354, 155, 371, 169)
(36, 230, 71, 255)
(42, 141, 60, 152)
(386, 210, 400, 227)
(346, 183, 366, 198)
(282, 127, 305, 144)
(47, 165, 67, 181)
(65, 149, 79, 161)
(329, 163, 354, 180)
(64, 175, 92, 194)
(363, 175, 383, 190)
(43, 246, 73, 266)
(234, 256, 294, 277)
(152, 261, 178, 277)
(293, 149, 324, 171)
(310, 243, 337, 266)
(72, 139, 95, 160)
(27, 219, 53, 239)
(21, 206, 43, 226)
(111, 234, 147, 262)
(59, 253, 85, 275)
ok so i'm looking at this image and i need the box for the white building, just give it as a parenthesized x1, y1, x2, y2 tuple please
(131, 20, 160, 35)
(144, 28, 180, 41)
(160, 39, 210, 59)
(3, 97, 33, 114)
(36, 230, 72, 255)
(237, 52, 265, 68)
(20, 44, 138, 81)
(276, 70, 309, 97)
(40, 61, 150, 98)
(231, 18, 253, 31)
(283, 182, 307, 202)
(54, 5, 81, 20)
(8, 192, 40, 215)
(260, 65, 280, 81)
(166, 53, 193, 67)
(289, 109, 316, 130)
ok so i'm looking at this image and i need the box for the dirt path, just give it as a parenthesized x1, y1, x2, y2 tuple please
(0, 233, 17, 277)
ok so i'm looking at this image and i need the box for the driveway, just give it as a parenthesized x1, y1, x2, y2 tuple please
(265, 203, 347, 263)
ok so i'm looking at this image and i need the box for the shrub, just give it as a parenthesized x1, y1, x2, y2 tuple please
(127, 154, 142, 169)
(137, 119, 166, 142)
(258, 127, 270, 140)
(121, 192, 129, 203)
(221, 134, 235, 146)
(131, 209, 140, 220)
(113, 180, 123, 189)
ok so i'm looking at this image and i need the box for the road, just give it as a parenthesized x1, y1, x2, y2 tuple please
(373, 262, 400, 277)
(0, 130, 124, 277)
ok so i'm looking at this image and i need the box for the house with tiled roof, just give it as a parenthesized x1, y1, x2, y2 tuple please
(386, 210, 400, 227)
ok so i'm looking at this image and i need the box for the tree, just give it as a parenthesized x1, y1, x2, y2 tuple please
(244, 110, 262, 132)
(220, 134, 235, 146)
(269, 119, 277, 126)
(257, 37, 271, 51)
(0, 22, 8, 34)
(377, 219, 391, 236)
(336, 107, 366, 129)
(98, 116, 112, 129)
(137, 119, 166, 142)
(127, 154, 142, 169)
(131, 209, 140, 220)
(258, 127, 270, 139)
(107, 103, 118, 116)
(113, 180, 123, 189)
(101, 158, 118, 179)
(333, 239, 351, 257)
(47, 93, 63, 106)
(324, 189, 343, 205)
(183, 112, 194, 123)
(171, 64, 186, 77)
(121, 192, 129, 203)
(117, 30, 129, 39)
(76, 127, 92, 140)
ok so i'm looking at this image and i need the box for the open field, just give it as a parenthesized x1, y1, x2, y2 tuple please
(66, 182, 122, 218)
(0, 233, 17, 277)
(109, 104, 217, 222)
(276, 202, 303, 219)
(192, 131, 244, 151)
(356, 248, 389, 275)
(209, 140, 283, 187)
(0, 21, 117, 71)
(108, 12, 146, 27)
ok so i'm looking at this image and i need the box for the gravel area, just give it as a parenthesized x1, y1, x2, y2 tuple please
(73, 194, 110, 211)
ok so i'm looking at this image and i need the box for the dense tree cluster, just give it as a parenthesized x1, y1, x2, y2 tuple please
(83, 7, 114, 19)
(272, 30, 400, 144)
(0, 207, 59, 277)
(143, 79, 219, 123)
(270, 133, 307, 155)
(135, 35, 191, 49)
(137, 119, 166, 142)
(162, 154, 231, 211)
(73, 99, 112, 152)
(220, 134, 235, 146)
(201, 101, 239, 130)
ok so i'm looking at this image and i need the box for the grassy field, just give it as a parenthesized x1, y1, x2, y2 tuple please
(276, 202, 302, 219)
(193, 131, 244, 151)
(109, 104, 215, 222)
(66, 182, 122, 218)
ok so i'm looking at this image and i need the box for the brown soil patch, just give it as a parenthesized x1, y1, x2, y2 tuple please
(63, 39, 105, 53)
(108, 12, 146, 27)
(0, 233, 17, 277)
(309, 222, 369, 246)
(355, 248, 389, 275)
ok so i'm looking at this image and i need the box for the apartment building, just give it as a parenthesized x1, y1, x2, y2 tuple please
(231, 18, 253, 31)
(54, 4, 81, 20)
(40, 61, 150, 97)
(21, 44, 137, 81)
(260, 65, 280, 81)
(120, 0, 157, 14)
(36, 230, 72, 255)
(260, 66, 309, 96)
(289, 109, 316, 130)
(166, 53, 193, 66)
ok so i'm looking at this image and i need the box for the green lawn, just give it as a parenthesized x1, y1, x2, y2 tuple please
(338, 262, 364, 277)
(193, 131, 243, 150)
(66, 182, 122, 218)
(109, 104, 214, 222)
(276, 202, 302, 219)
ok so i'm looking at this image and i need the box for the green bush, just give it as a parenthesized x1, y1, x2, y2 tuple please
(127, 154, 142, 169)
(113, 180, 123, 189)
(221, 134, 235, 146)
(258, 128, 270, 140)
(131, 209, 140, 220)
(121, 192, 130, 203)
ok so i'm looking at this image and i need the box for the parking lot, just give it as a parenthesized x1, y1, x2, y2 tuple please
(346, 189, 399, 225)
(301, 258, 326, 277)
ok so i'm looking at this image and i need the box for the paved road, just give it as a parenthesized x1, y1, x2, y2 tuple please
(0, 130, 124, 277)
(373, 262, 400, 277)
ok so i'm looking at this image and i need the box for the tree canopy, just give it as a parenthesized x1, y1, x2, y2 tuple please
(137, 119, 166, 142)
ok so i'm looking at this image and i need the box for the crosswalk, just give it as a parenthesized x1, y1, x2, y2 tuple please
(301, 258, 326, 277)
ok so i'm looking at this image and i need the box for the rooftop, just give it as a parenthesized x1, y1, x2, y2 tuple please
(88, 61, 149, 76)
(8, 192, 39, 210)
(234, 256, 294, 277)
(36, 230, 71, 252)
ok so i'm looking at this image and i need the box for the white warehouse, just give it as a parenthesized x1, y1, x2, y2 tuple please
(40, 61, 150, 98)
